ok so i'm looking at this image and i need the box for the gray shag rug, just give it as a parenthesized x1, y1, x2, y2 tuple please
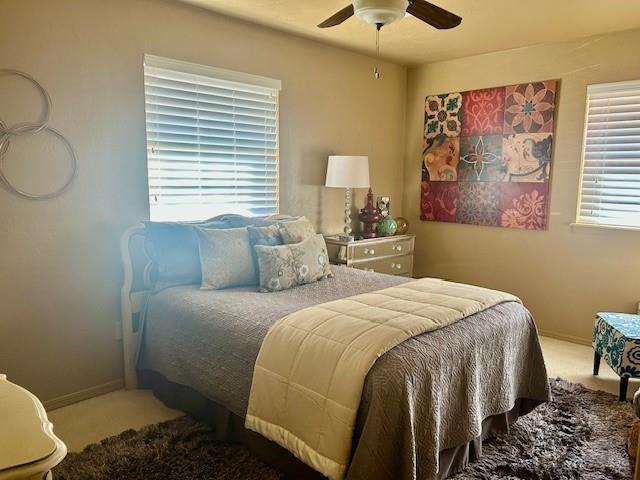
(55, 378, 634, 480)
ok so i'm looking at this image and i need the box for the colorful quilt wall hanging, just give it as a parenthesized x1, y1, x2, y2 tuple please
(420, 80, 557, 230)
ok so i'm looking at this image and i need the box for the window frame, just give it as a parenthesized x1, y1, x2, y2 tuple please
(142, 54, 282, 222)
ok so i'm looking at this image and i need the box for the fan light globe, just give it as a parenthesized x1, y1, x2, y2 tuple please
(353, 0, 409, 26)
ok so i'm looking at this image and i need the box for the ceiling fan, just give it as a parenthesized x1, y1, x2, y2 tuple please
(318, 0, 462, 30)
(319, 0, 461, 78)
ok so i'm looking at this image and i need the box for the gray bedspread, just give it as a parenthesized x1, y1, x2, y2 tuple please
(138, 266, 550, 479)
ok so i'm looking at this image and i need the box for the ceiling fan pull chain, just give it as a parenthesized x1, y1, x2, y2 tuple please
(374, 23, 382, 79)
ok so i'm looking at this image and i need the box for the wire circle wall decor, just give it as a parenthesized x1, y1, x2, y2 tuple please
(0, 69, 78, 200)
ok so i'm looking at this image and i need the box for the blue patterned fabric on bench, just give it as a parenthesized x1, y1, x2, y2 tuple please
(593, 312, 640, 378)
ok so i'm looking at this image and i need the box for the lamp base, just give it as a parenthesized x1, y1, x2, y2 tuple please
(342, 187, 354, 241)
(337, 234, 355, 243)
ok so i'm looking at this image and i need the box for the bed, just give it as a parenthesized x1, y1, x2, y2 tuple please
(120, 222, 550, 480)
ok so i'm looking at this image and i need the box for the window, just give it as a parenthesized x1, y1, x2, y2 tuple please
(143, 55, 281, 221)
(577, 79, 640, 228)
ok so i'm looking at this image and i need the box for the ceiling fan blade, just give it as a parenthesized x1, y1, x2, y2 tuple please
(318, 4, 354, 28)
(407, 0, 462, 29)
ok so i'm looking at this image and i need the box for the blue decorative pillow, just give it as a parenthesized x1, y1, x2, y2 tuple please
(248, 224, 283, 281)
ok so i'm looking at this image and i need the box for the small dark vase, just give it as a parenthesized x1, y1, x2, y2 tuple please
(359, 188, 382, 239)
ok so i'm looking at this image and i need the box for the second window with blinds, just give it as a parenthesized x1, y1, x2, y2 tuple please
(577, 79, 640, 229)
(143, 55, 281, 221)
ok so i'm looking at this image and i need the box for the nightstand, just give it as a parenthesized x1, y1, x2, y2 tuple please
(324, 234, 415, 277)
(0, 374, 67, 480)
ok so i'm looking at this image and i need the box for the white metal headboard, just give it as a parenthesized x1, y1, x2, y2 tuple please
(119, 224, 153, 389)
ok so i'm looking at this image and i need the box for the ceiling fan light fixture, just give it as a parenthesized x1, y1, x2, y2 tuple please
(353, 0, 409, 27)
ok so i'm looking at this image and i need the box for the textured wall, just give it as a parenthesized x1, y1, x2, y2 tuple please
(0, 0, 406, 402)
(403, 28, 640, 344)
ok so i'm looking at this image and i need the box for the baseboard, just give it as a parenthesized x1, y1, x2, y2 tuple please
(539, 329, 592, 347)
(44, 378, 125, 411)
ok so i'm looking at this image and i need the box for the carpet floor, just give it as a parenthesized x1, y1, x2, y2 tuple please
(54, 378, 635, 479)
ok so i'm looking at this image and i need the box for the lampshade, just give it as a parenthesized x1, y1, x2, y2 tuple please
(325, 155, 370, 188)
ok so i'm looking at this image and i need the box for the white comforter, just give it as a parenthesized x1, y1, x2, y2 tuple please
(245, 278, 520, 480)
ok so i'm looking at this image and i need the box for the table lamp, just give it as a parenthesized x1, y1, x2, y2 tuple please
(325, 155, 370, 241)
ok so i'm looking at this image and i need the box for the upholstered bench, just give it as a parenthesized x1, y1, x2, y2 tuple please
(593, 312, 640, 401)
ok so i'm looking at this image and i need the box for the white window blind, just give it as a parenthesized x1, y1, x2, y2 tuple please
(577, 79, 640, 228)
(143, 55, 281, 221)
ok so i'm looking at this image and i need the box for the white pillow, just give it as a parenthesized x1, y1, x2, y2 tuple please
(196, 227, 256, 290)
(278, 216, 316, 244)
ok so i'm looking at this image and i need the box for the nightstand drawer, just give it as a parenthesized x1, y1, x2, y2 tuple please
(353, 254, 413, 275)
(352, 238, 413, 260)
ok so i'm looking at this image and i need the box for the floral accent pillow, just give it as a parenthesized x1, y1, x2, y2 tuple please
(196, 227, 257, 290)
(255, 234, 333, 292)
(278, 216, 316, 244)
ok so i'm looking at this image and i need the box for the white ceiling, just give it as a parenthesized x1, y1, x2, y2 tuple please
(177, 0, 640, 66)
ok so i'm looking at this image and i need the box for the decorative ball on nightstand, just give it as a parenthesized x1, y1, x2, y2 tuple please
(394, 216, 409, 235)
(377, 216, 397, 236)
